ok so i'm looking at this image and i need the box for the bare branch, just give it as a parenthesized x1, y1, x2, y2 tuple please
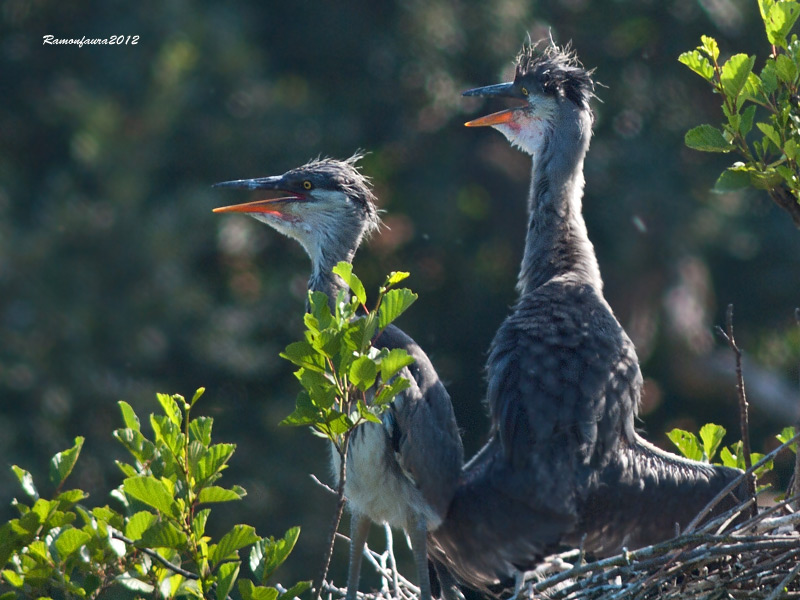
(716, 303, 757, 509)
(794, 308, 800, 512)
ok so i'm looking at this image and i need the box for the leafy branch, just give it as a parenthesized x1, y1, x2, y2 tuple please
(680, 0, 800, 226)
(0, 389, 307, 600)
(279, 263, 418, 600)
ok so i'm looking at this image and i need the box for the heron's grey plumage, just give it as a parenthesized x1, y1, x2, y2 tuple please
(213, 154, 463, 600)
(429, 43, 745, 594)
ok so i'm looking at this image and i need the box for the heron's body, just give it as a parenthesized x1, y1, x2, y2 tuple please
(213, 156, 463, 600)
(429, 44, 744, 593)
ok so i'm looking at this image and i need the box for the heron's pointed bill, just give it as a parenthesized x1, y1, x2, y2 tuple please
(212, 175, 283, 191)
(462, 82, 515, 98)
(465, 108, 516, 128)
(463, 81, 520, 127)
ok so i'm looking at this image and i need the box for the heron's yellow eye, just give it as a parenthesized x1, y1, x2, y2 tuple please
(303, 180, 313, 190)
(521, 87, 529, 96)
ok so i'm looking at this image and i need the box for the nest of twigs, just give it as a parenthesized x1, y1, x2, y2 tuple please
(322, 438, 800, 600)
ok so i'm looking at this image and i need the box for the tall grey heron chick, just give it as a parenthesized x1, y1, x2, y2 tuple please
(428, 43, 745, 595)
(214, 154, 464, 600)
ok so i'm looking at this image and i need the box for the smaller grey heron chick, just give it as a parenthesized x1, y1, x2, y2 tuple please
(214, 154, 464, 600)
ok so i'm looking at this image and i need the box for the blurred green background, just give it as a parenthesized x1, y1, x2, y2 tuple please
(2, 0, 799, 588)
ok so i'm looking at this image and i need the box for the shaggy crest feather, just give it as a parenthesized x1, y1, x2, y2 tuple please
(515, 41, 596, 109)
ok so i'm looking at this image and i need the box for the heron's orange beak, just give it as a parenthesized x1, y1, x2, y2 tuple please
(213, 196, 299, 215)
(465, 108, 517, 127)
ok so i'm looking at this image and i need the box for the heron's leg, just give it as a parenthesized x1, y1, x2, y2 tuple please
(345, 513, 371, 600)
(408, 516, 433, 600)
(432, 559, 465, 600)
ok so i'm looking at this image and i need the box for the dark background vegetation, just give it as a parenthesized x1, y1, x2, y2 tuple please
(2, 0, 799, 588)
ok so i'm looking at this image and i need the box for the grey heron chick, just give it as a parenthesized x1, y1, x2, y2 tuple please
(428, 43, 745, 595)
(213, 154, 464, 600)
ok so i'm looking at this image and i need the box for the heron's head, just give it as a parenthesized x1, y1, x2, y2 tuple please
(463, 42, 595, 156)
(213, 153, 380, 264)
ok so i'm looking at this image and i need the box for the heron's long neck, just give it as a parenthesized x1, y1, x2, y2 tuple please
(307, 244, 357, 310)
(517, 125, 601, 295)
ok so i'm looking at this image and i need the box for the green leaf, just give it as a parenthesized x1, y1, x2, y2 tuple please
(123, 476, 180, 518)
(678, 50, 714, 80)
(764, 1, 800, 48)
(198, 485, 246, 504)
(685, 124, 733, 152)
(156, 393, 182, 427)
(350, 356, 378, 390)
(193, 508, 210, 538)
(11, 465, 38, 500)
(250, 526, 301, 583)
(762, 59, 779, 94)
(700, 35, 720, 61)
(113, 427, 156, 465)
(211, 524, 260, 565)
(323, 412, 352, 435)
(332, 262, 367, 306)
(378, 288, 418, 330)
(775, 53, 798, 83)
(196, 443, 236, 483)
(379, 348, 416, 382)
(742, 72, 767, 105)
(125, 511, 157, 541)
(280, 391, 320, 427)
(2, 570, 24, 588)
(279, 581, 312, 600)
(785, 138, 798, 160)
(699, 423, 726, 462)
(216, 562, 240, 600)
(55, 488, 87, 509)
(720, 54, 756, 102)
(777, 426, 797, 452)
(118, 401, 141, 431)
(54, 528, 91, 561)
(714, 166, 752, 192)
(311, 328, 342, 359)
(117, 573, 155, 594)
(757, 122, 782, 149)
(308, 291, 333, 330)
(667, 428, 703, 461)
(280, 341, 325, 372)
(739, 105, 757, 137)
(357, 400, 383, 424)
(375, 377, 411, 406)
(239, 580, 279, 600)
(189, 416, 214, 446)
(49, 436, 84, 489)
(190, 387, 205, 407)
(139, 520, 187, 548)
(384, 271, 411, 288)
(343, 314, 379, 354)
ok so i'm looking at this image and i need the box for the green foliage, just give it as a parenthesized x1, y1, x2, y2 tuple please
(0, 390, 307, 600)
(680, 2, 800, 215)
(668, 422, 777, 484)
(280, 264, 418, 455)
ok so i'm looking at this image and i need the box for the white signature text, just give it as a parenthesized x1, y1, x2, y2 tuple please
(43, 35, 140, 48)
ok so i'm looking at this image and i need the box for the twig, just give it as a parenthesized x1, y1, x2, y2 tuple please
(764, 560, 800, 600)
(716, 303, 757, 508)
(315, 432, 352, 600)
(310, 473, 338, 496)
(110, 531, 199, 580)
(793, 308, 800, 511)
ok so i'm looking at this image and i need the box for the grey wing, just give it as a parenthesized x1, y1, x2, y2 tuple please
(379, 325, 464, 521)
